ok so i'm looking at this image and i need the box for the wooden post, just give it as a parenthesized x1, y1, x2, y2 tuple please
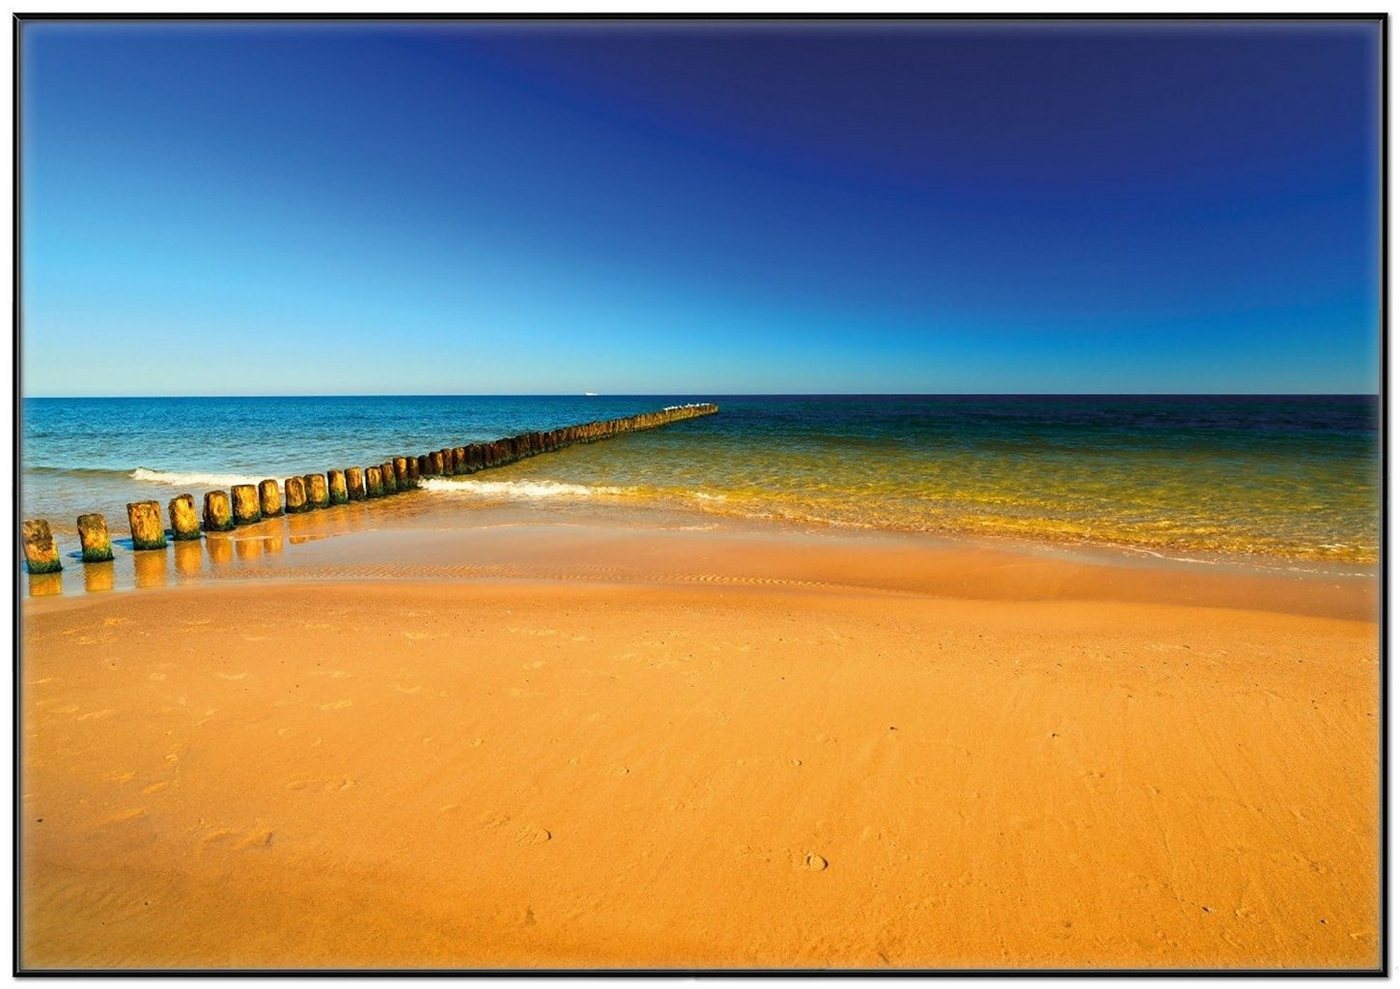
(417, 454, 432, 477)
(393, 457, 410, 489)
(380, 461, 398, 494)
(76, 513, 114, 563)
(168, 494, 201, 540)
(259, 479, 283, 518)
(327, 469, 349, 505)
(284, 476, 308, 513)
(407, 457, 419, 483)
(231, 484, 262, 526)
(365, 465, 384, 498)
(127, 500, 168, 550)
(203, 491, 235, 532)
(304, 473, 330, 509)
(346, 466, 366, 500)
(21, 519, 62, 573)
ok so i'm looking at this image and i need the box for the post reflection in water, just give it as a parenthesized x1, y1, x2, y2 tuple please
(234, 537, 263, 562)
(27, 572, 63, 597)
(83, 563, 115, 593)
(206, 535, 233, 566)
(132, 550, 168, 589)
(173, 540, 204, 579)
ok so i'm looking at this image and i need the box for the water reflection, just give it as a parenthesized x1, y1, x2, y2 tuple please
(173, 540, 204, 578)
(132, 550, 168, 589)
(82, 563, 115, 593)
(27, 572, 63, 597)
(206, 535, 233, 566)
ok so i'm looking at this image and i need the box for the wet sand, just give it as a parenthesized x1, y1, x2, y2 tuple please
(19, 513, 1381, 969)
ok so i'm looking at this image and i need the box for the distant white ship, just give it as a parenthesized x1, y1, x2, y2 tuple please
(584, 392, 599, 396)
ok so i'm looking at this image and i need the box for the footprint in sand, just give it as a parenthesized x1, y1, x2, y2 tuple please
(797, 851, 829, 872)
(392, 683, 422, 695)
(109, 771, 136, 784)
(108, 807, 148, 824)
(201, 827, 274, 851)
(285, 777, 355, 792)
(515, 826, 552, 845)
(141, 781, 173, 796)
(235, 830, 274, 850)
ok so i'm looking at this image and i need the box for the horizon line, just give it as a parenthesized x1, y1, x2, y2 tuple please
(19, 391, 1383, 401)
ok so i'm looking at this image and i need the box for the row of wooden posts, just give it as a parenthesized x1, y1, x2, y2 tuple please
(21, 403, 719, 574)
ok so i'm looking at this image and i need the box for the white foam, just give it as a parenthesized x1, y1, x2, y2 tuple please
(131, 467, 261, 488)
(420, 477, 631, 499)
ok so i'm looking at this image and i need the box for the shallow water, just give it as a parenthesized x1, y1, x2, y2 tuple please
(21, 394, 1380, 567)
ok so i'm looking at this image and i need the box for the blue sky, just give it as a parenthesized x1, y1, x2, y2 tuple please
(21, 19, 1381, 395)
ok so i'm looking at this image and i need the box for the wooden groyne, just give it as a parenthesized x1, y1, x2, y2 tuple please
(22, 403, 718, 575)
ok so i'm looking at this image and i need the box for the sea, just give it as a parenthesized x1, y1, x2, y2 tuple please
(20, 394, 1381, 570)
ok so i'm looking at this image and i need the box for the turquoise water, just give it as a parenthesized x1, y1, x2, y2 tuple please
(21, 395, 1380, 565)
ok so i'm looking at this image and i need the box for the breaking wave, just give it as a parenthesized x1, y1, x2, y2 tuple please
(419, 478, 632, 499)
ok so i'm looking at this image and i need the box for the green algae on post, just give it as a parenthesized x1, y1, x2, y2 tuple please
(168, 494, 202, 540)
(304, 473, 330, 509)
(284, 476, 309, 513)
(127, 500, 168, 550)
(365, 465, 384, 498)
(327, 469, 349, 505)
(346, 466, 366, 500)
(231, 484, 262, 526)
(21, 519, 62, 573)
(259, 479, 283, 518)
(202, 491, 235, 533)
(393, 456, 411, 490)
(76, 513, 115, 563)
(380, 461, 398, 495)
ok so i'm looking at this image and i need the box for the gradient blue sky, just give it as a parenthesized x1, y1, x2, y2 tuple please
(21, 19, 1381, 396)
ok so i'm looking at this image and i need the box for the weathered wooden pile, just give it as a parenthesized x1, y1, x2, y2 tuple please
(21, 403, 718, 574)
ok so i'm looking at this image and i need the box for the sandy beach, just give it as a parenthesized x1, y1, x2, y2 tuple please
(18, 510, 1380, 970)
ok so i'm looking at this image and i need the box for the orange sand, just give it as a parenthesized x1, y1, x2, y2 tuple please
(19, 525, 1380, 970)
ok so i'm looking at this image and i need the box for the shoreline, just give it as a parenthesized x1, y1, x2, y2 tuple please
(22, 495, 1380, 622)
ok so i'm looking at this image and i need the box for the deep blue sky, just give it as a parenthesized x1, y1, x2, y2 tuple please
(21, 19, 1381, 396)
